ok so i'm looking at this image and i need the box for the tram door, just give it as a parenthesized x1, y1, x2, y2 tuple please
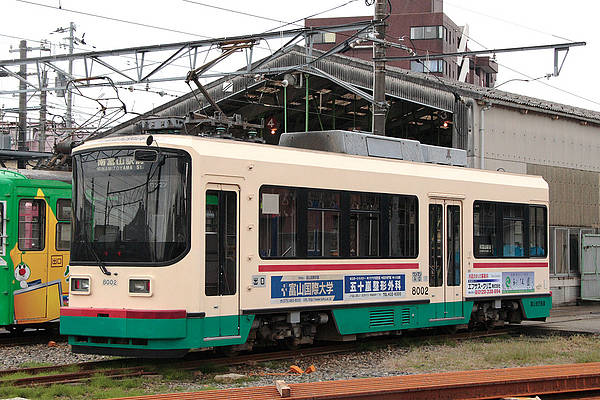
(14, 198, 48, 322)
(204, 184, 240, 338)
(428, 200, 463, 320)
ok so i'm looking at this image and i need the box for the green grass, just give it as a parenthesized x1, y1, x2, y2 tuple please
(384, 334, 600, 373)
(18, 361, 54, 368)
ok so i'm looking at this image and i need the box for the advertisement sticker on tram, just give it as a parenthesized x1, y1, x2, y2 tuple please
(466, 272, 502, 295)
(343, 274, 406, 300)
(502, 271, 534, 293)
(270, 275, 343, 304)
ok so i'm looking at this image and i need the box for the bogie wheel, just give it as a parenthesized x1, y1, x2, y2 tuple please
(7, 326, 25, 335)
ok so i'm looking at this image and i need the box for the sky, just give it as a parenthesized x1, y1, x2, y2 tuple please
(0, 0, 598, 132)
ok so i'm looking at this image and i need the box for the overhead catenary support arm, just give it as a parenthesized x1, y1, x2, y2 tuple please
(378, 41, 586, 62)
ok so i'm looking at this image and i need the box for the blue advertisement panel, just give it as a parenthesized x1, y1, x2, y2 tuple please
(270, 275, 343, 304)
(343, 274, 405, 300)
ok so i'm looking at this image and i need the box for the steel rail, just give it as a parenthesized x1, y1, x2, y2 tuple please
(103, 362, 600, 400)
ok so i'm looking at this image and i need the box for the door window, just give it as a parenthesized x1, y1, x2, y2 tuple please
(447, 205, 461, 286)
(205, 190, 237, 296)
(429, 204, 443, 287)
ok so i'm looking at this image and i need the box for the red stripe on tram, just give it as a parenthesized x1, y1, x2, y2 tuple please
(60, 308, 186, 319)
(473, 262, 548, 269)
(258, 263, 419, 272)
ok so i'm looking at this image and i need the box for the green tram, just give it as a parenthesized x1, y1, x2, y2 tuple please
(0, 169, 71, 333)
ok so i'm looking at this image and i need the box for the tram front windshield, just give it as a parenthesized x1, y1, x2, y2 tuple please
(71, 148, 190, 265)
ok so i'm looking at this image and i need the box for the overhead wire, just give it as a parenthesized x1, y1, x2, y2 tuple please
(443, 0, 576, 43)
(8, 0, 374, 130)
(452, 27, 600, 108)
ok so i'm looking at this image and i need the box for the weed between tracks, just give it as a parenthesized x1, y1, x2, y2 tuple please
(384, 334, 600, 373)
(1, 334, 599, 399)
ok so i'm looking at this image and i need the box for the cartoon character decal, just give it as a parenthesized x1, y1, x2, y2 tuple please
(14, 263, 31, 289)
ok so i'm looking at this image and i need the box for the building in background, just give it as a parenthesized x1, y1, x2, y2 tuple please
(306, 0, 497, 88)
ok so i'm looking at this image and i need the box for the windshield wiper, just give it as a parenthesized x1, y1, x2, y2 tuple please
(81, 238, 111, 276)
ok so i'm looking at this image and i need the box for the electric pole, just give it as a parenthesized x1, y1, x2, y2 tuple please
(39, 70, 47, 152)
(66, 22, 75, 135)
(372, 0, 387, 136)
(18, 40, 27, 168)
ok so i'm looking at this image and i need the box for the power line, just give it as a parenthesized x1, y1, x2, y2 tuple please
(16, 0, 213, 39)
(444, 0, 576, 43)
(451, 30, 600, 108)
(264, 0, 360, 33)
(182, 1, 291, 26)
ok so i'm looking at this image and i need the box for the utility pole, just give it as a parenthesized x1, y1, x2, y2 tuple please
(18, 40, 27, 168)
(39, 70, 47, 152)
(372, 0, 387, 136)
(66, 22, 75, 137)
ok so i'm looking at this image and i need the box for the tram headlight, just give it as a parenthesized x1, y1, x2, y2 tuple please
(129, 278, 151, 295)
(71, 277, 90, 294)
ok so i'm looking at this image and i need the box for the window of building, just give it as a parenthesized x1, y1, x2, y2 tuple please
(410, 25, 444, 40)
(411, 60, 445, 73)
(313, 32, 336, 44)
(550, 227, 594, 276)
(473, 201, 547, 259)
(19, 199, 46, 251)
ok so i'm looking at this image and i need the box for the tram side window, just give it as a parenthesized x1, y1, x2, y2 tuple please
(56, 199, 71, 251)
(259, 187, 297, 258)
(473, 202, 497, 257)
(350, 193, 379, 257)
(307, 191, 340, 257)
(0, 203, 4, 255)
(19, 199, 46, 251)
(473, 201, 547, 258)
(388, 195, 418, 258)
(529, 206, 547, 257)
(503, 204, 526, 257)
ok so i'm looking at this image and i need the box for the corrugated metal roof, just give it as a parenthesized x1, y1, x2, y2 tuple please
(103, 45, 600, 137)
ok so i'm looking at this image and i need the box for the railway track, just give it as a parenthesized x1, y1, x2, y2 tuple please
(102, 362, 600, 400)
(0, 327, 518, 386)
(0, 330, 65, 348)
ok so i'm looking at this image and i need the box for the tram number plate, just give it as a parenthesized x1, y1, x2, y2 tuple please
(103, 279, 118, 286)
(411, 286, 428, 296)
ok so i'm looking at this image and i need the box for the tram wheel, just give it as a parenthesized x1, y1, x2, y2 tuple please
(7, 326, 25, 335)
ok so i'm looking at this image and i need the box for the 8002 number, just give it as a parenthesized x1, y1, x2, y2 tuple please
(411, 286, 428, 296)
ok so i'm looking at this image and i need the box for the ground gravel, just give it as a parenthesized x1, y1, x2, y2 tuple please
(0, 342, 110, 370)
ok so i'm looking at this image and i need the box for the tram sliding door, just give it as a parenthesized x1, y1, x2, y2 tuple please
(428, 200, 463, 320)
(204, 184, 240, 338)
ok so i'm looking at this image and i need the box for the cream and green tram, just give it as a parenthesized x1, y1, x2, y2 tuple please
(61, 135, 551, 357)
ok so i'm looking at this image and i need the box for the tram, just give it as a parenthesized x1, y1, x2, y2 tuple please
(0, 169, 71, 333)
(61, 134, 551, 357)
